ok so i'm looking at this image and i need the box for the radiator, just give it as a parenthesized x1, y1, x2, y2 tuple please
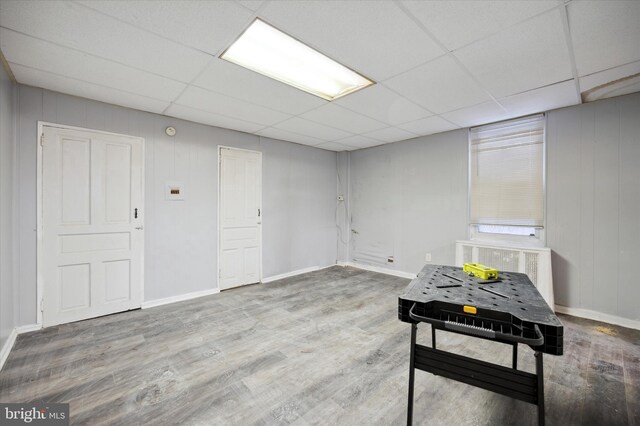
(455, 240, 554, 311)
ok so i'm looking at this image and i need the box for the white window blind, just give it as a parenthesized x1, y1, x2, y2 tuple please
(470, 114, 544, 228)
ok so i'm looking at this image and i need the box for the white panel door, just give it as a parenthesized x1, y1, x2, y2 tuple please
(219, 147, 261, 290)
(42, 126, 144, 326)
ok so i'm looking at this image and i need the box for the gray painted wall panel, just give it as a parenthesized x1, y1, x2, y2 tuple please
(287, 144, 336, 272)
(336, 151, 350, 263)
(260, 137, 337, 278)
(546, 95, 640, 321)
(0, 63, 16, 351)
(547, 107, 581, 308)
(577, 106, 595, 310)
(351, 145, 400, 266)
(17, 85, 40, 325)
(15, 86, 337, 326)
(262, 138, 293, 276)
(617, 94, 640, 320)
(349, 129, 468, 274)
(592, 101, 620, 315)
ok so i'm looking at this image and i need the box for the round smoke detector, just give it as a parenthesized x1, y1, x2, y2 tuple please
(165, 126, 176, 136)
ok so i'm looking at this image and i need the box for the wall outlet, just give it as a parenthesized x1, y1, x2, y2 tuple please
(425, 253, 432, 262)
(337, 195, 344, 201)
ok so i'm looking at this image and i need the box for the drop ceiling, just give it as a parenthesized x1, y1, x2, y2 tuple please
(1, 0, 639, 151)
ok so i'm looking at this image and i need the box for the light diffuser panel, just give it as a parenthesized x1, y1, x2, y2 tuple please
(220, 19, 374, 101)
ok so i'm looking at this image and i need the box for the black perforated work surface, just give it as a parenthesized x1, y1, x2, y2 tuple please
(399, 264, 563, 355)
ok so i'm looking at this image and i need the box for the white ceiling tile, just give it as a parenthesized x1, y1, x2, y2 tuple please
(193, 59, 326, 115)
(10, 63, 170, 114)
(454, 9, 572, 98)
(499, 80, 580, 117)
(76, 0, 253, 56)
(384, 55, 491, 114)
(333, 135, 383, 149)
(363, 127, 417, 143)
(440, 101, 509, 128)
(235, 1, 264, 12)
(401, 0, 558, 51)
(568, 0, 640, 77)
(164, 104, 265, 134)
(300, 104, 386, 134)
(334, 84, 433, 125)
(273, 117, 352, 141)
(256, 127, 324, 147)
(314, 142, 355, 152)
(579, 60, 640, 93)
(176, 86, 291, 126)
(0, 29, 186, 102)
(397, 115, 459, 135)
(0, 0, 210, 82)
(261, 1, 445, 81)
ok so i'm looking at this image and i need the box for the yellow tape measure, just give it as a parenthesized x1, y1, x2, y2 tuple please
(463, 263, 499, 280)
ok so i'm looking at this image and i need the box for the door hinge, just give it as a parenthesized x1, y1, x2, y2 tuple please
(40, 133, 44, 146)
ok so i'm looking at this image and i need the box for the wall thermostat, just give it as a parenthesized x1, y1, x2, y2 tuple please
(165, 182, 184, 201)
(165, 126, 176, 136)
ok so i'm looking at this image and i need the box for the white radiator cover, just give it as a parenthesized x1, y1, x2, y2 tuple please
(455, 240, 554, 310)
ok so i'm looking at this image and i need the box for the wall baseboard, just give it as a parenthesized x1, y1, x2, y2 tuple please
(0, 328, 18, 372)
(338, 261, 417, 280)
(555, 305, 640, 330)
(141, 288, 220, 309)
(262, 264, 335, 283)
(16, 324, 42, 334)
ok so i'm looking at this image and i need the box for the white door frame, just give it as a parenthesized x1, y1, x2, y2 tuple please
(36, 121, 145, 327)
(217, 145, 263, 288)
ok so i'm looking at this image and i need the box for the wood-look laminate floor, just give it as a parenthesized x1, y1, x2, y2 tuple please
(1, 266, 638, 425)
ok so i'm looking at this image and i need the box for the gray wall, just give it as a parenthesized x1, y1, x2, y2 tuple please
(547, 93, 640, 321)
(262, 137, 337, 277)
(336, 151, 350, 263)
(10, 82, 640, 327)
(15, 85, 337, 326)
(344, 92, 640, 322)
(348, 129, 469, 273)
(0, 63, 16, 350)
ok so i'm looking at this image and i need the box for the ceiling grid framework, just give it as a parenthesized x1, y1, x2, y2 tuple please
(558, 0, 583, 103)
(1, 0, 638, 151)
(394, 0, 509, 115)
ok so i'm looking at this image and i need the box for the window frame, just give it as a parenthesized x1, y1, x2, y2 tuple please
(467, 113, 547, 247)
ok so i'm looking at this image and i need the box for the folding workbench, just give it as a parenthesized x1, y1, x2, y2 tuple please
(399, 264, 563, 426)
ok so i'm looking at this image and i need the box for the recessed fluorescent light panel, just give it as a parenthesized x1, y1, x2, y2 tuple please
(220, 19, 374, 101)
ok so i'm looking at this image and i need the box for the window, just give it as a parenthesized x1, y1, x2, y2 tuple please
(469, 114, 545, 244)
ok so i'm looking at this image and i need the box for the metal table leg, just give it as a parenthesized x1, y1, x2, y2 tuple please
(536, 351, 545, 426)
(431, 325, 436, 349)
(407, 323, 417, 426)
